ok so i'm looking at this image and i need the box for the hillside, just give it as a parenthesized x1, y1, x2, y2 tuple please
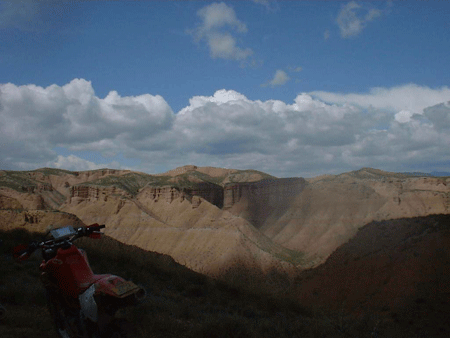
(0, 228, 331, 338)
(2, 216, 449, 337)
(1, 166, 449, 275)
(294, 213, 450, 337)
(258, 168, 450, 266)
(1, 165, 450, 336)
(0, 167, 302, 281)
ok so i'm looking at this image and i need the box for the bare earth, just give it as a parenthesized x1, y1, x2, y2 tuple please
(1, 166, 449, 299)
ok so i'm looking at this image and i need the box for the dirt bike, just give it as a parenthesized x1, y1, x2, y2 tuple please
(14, 224, 145, 338)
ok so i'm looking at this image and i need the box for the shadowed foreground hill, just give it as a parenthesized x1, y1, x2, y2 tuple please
(294, 214, 450, 338)
(0, 228, 357, 338)
(1, 215, 449, 337)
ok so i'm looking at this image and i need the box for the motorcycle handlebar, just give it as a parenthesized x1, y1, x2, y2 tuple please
(14, 224, 105, 260)
(14, 241, 39, 261)
(79, 224, 105, 236)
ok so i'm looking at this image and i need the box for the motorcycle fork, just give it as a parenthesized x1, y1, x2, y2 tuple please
(46, 289, 88, 338)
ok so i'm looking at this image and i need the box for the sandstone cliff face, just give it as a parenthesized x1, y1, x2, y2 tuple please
(260, 169, 450, 267)
(0, 209, 85, 232)
(224, 178, 307, 228)
(0, 188, 46, 210)
(69, 185, 132, 204)
(141, 183, 223, 207)
(0, 194, 23, 209)
(61, 188, 298, 279)
(3, 166, 450, 280)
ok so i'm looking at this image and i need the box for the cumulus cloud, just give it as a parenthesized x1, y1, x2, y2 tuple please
(336, 1, 383, 38)
(1, 79, 450, 177)
(310, 84, 450, 116)
(0, 79, 174, 170)
(190, 2, 253, 61)
(423, 102, 450, 131)
(261, 70, 290, 87)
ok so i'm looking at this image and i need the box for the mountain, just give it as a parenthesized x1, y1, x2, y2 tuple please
(1, 166, 449, 278)
(0, 166, 301, 284)
(256, 168, 450, 266)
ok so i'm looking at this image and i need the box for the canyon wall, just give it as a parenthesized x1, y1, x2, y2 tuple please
(69, 185, 132, 204)
(223, 178, 307, 228)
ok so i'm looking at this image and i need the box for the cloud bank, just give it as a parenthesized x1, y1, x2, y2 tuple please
(1, 79, 450, 177)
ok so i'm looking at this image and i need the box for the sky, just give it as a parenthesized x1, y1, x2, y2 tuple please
(1, 0, 450, 178)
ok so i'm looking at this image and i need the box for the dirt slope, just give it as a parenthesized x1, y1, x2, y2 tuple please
(2, 166, 450, 279)
(60, 185, 300, 279)
(0, 209, 85, 233)
(294, 214, 450, 337)
(258, 168, 450, 266)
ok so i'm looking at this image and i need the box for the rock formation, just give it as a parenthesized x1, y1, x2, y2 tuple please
(1, 166, 449, 278)
(223, 177, 306, 228)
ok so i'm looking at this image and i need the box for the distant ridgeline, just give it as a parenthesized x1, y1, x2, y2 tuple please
(401, 171, 450, 177)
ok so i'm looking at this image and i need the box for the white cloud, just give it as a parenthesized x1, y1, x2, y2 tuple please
(0, 79, 174, 170)
(190, 2, 253, 61)
(1, 79, 450, 177)
(336, 1, 383, 38)
(50, 155, 121, 172)
(310, 84, 450, 116)
(197, 2, 247, 33)
(423, 102, 450, 131)
(395, 110, 413, 124)
(262, 69, 290, 87)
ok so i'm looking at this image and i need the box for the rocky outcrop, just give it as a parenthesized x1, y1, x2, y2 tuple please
(0, 209, 85, 232)
(141, 182, 223, 207)
(0, 188, 46, 210)
(69, 185, 131, 204)
(143, 186, 184, 203)
(20, 182, 53, 193)
(0, 194, 23, 209)
(158, 165, 198, 176)
(224, 178, 307, 228)
(262, 171, 450, 267)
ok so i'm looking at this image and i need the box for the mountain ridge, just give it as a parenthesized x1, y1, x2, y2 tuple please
(1, 165, 449, 274)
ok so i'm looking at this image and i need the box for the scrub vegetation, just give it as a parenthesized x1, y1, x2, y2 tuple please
(0, 228, 380, 338)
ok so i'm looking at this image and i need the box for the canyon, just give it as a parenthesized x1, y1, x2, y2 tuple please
(1, 166, 449, 275)
(1, 165, 449, 333)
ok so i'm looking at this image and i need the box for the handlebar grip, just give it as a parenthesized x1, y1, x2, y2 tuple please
(13, 242, 38, 260)
(86, 223, 105, 229)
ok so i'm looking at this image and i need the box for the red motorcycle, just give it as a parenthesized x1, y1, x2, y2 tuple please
(15, 224, 145, 338)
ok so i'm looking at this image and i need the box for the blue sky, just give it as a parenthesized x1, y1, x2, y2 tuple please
(1, 0, 450, 177)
